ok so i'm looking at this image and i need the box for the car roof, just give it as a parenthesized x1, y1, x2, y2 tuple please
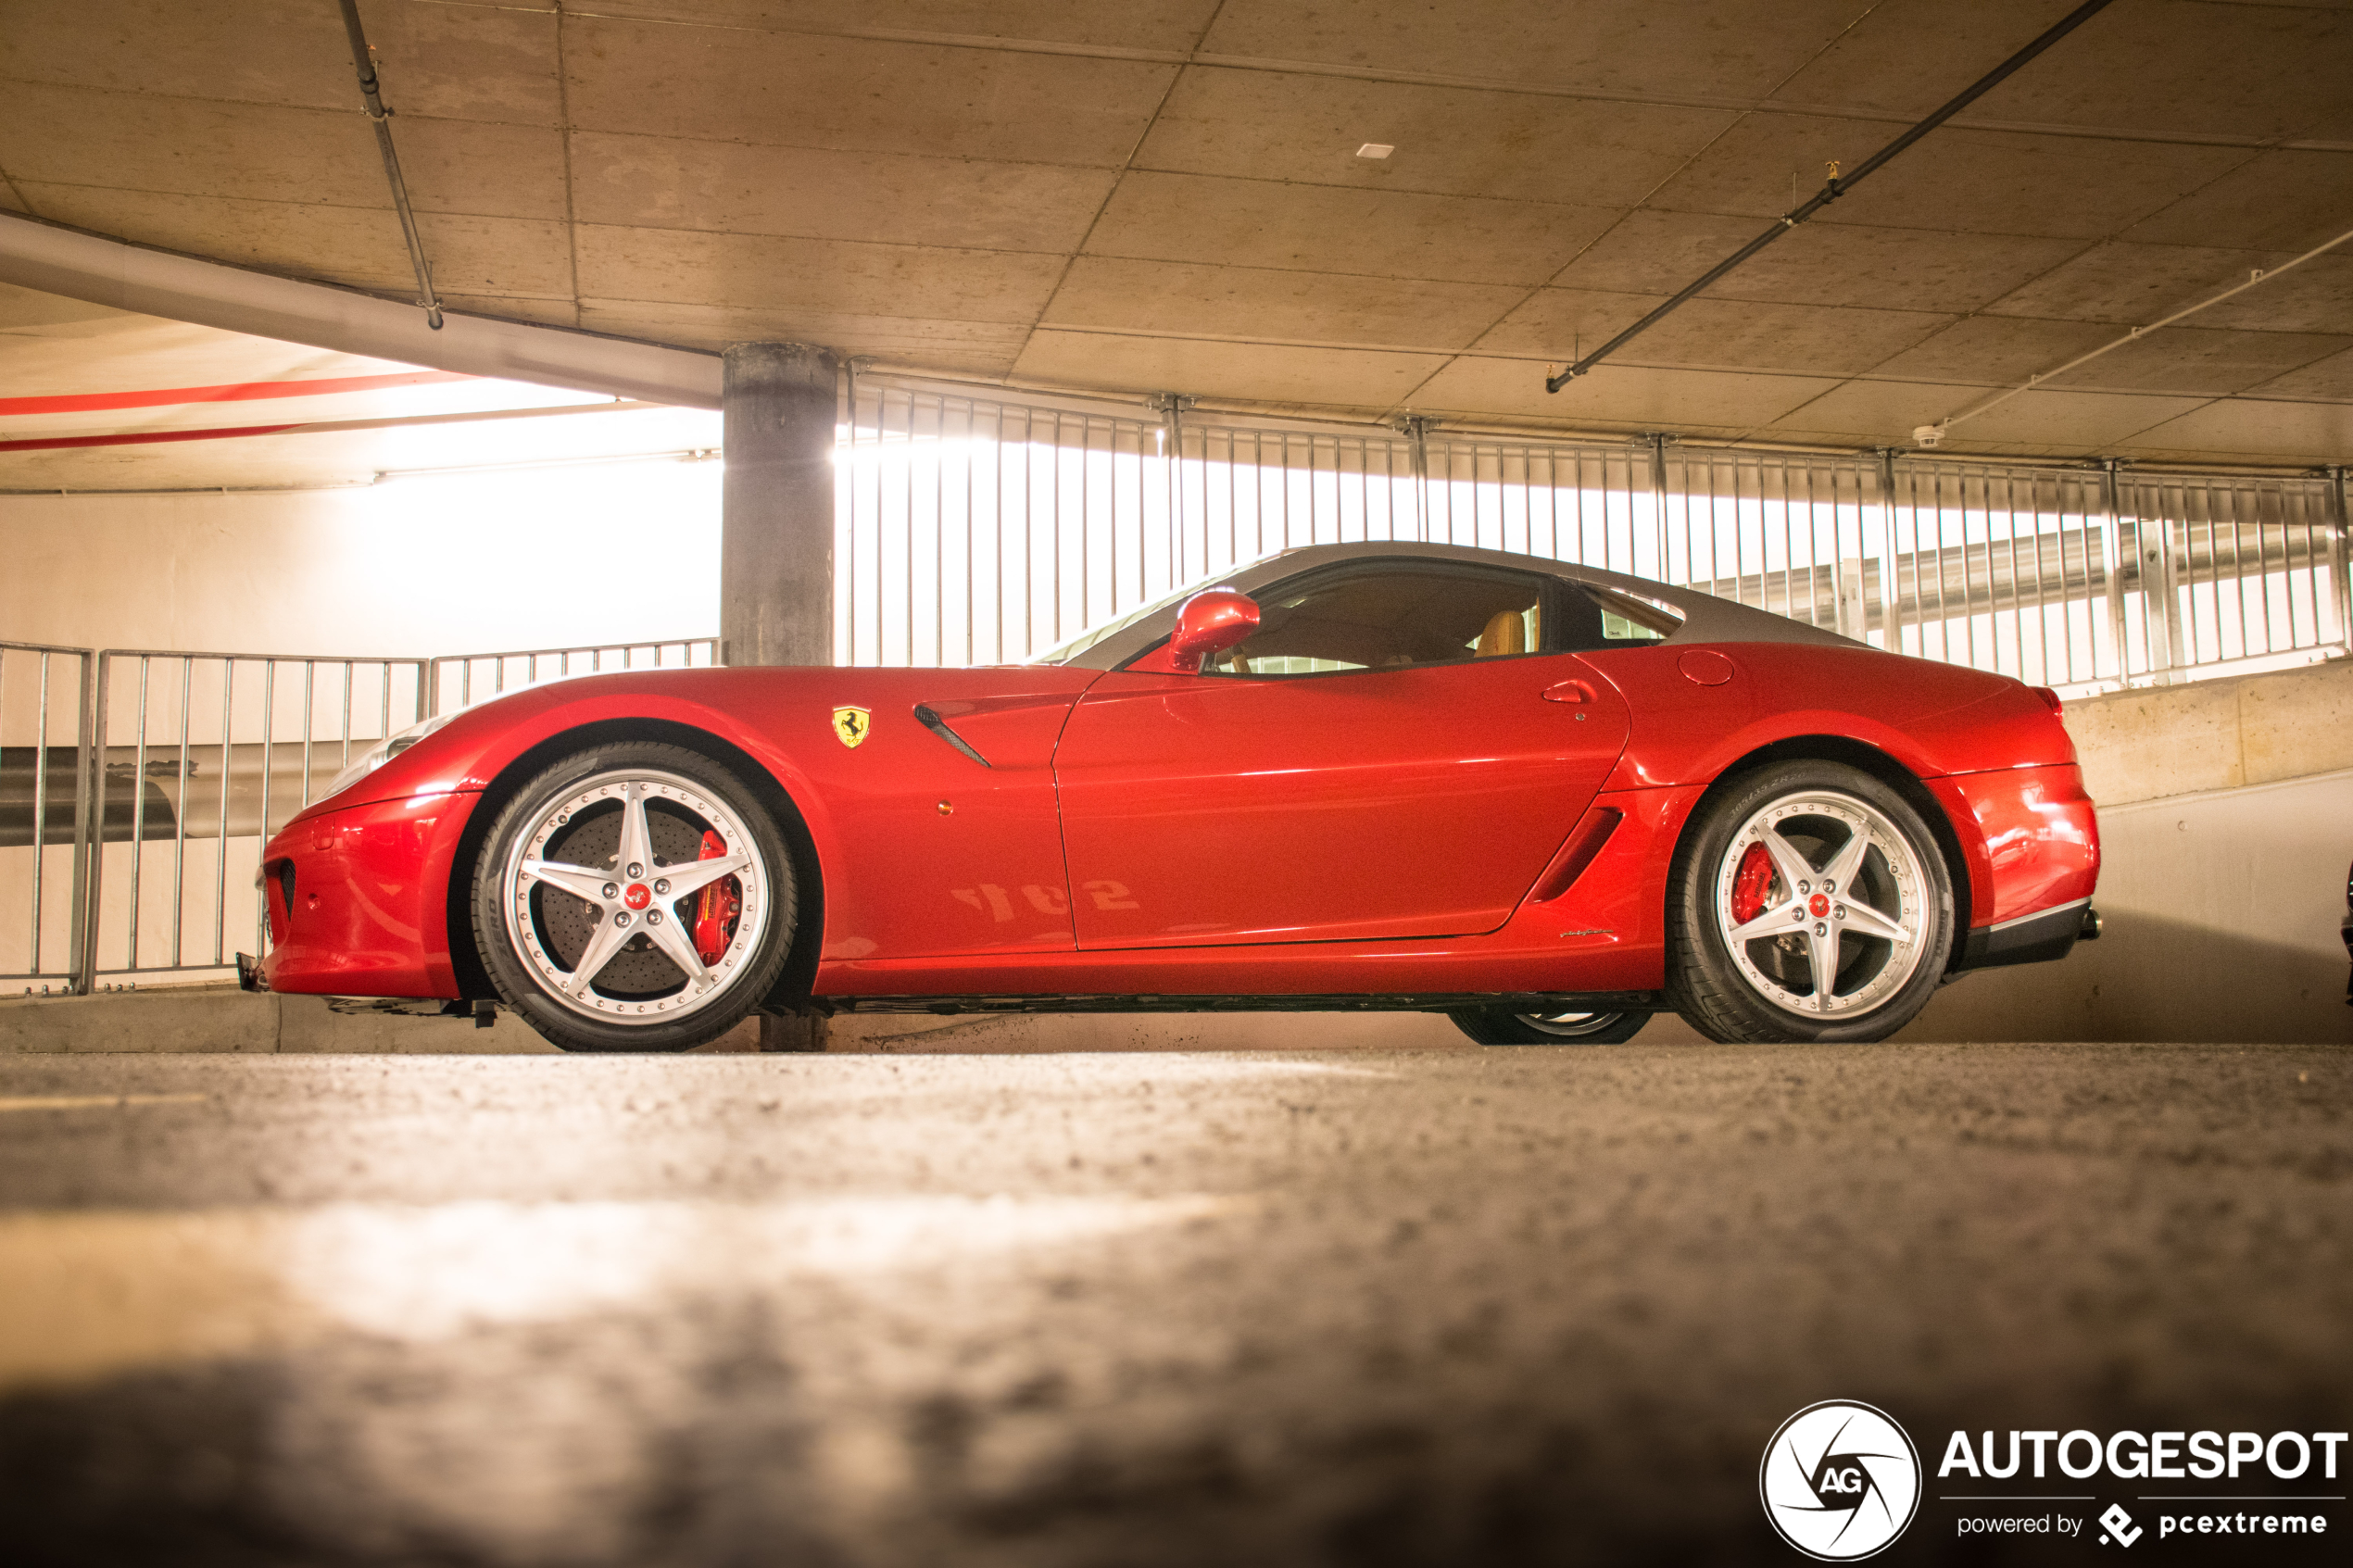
(1051, 540, 1864, 671)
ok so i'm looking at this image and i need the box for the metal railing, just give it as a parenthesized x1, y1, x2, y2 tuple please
(82, 650, 428, 988)
(840, 375, 2353, 695)
(1, 642, 94, 990)
(426, 639, 717, 717)
(4, 638, 709, 995)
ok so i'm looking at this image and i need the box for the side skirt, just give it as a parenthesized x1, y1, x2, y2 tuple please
(824, 990, 1664, 1017)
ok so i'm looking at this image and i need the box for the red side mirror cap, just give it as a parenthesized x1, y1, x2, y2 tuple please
(1169, 588, 1261, 673)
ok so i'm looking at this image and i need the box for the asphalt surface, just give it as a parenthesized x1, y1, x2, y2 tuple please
(0, 1043, 2345, 1567)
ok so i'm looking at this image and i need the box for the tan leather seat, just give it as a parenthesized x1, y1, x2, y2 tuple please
(1475, 608, 1529, 657)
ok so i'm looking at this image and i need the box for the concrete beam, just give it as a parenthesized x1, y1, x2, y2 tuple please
(720, 342, 837, 669)
(0, 211, 723, 408)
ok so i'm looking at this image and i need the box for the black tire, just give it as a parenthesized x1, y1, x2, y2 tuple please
(1450, 1007, 1651, 1045)
(1665, 759, 1953, 1044)
(471, 741, 799, 1052)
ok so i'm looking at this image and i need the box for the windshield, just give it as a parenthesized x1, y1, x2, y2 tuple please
(1024, 554, 1284, 665)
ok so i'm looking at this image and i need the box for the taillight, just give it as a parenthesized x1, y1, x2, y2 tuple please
(2031, 686, 2062, 714)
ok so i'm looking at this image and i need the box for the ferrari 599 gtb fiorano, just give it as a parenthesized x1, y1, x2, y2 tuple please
(250, 543, 2100, 1050)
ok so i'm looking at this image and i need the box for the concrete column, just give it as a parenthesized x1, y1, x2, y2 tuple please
(721, 342, 837, 668)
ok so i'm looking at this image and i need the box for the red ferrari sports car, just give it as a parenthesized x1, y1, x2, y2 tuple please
(253, 542, 2100, 1051)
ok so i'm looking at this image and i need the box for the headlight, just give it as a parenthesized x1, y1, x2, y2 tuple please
(321, 710, 461, 802)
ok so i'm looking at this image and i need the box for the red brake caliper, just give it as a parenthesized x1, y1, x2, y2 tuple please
(691, 830, 741, 965)
(1730, 841, 1775, 925)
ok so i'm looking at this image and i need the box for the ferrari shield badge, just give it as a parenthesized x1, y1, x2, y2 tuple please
(831, 706, 872, 748)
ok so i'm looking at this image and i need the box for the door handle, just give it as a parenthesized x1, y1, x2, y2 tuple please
(1541, 680, 1594, 705)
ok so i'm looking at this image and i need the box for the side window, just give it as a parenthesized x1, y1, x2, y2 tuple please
(1553, 582, 1680, 654)
(1203, 567, 1548, 677)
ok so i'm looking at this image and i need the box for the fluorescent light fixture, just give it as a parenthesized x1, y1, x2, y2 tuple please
(373, 448, 721, 483)
(1356, 143, 1394, 158)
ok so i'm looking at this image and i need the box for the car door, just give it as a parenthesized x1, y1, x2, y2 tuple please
(1051, 561, 1634, 948)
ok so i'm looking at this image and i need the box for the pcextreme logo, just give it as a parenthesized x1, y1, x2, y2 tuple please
(1760, 1401, 1923, 1561)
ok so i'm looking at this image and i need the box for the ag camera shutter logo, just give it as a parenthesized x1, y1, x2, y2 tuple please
(1761, 1400, 1922, 1561)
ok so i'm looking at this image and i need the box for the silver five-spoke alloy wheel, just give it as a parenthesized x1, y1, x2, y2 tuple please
(1713, 788, 1927, 1019)
(499, 767, 772, 1024)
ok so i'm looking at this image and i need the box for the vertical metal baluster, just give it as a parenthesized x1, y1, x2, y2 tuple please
(1282, 433, 1295, 549)
(340, 661, 355, 771)
(1049, 410, 1063, 646)
(964, 400, 975, 668)
(844, 375, 860, 666)
(258, 659, 276, 958)
(1929, 470, 1952, 663)
(69, 650, 99, 993)
(2253, 483, 2275, 657)
(934, 397, 947, 666)
(300, 660, 316, 806)
(79, 654, 116, 990)
(1989, 470, 2010, 675)
(1018, 407, 1033, 659)
(2326, 468, 2352, 655)
(30, 651, 49, 976)
(213, 659, 232, 966)
(171, 659, 191, 968)
(2096, 462, 2128, 682)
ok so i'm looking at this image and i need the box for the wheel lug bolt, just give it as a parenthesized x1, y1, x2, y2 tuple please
(1834, 905, 1846, 920)
(626, 862, 644, 879)
(1798, 880, 1811, 893)
(654, 879, 670, 895)
(648, 910, 661, 924)
(615, 911, 632, 928)
(602, 883, 618, 898)
(1814, 922, 1828, 936)
(1821, 879, 1835, 894)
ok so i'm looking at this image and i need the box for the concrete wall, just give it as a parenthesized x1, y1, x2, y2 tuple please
(0, 464, 721, 659)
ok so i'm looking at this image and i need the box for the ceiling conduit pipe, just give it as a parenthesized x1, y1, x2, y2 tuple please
(1546, 0, 2119, 395)
(1926, 220, 2353, 442)
(335, 0, 444, 331)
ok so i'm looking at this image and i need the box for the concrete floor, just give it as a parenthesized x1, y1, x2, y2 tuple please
(0, 1043, 2345, 1567)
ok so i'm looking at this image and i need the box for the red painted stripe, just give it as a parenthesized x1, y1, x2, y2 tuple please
(0, 370, 472, 419)
(0, 422, 304, 453)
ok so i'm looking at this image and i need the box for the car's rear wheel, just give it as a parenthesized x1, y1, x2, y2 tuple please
(472, 742, 797, 1052)
(1450, 1007, 1651, 1046)
(1666, 760, 1953, 1044)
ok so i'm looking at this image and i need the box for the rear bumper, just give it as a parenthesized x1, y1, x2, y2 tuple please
(258, 791, 480, 999)
(1931, 762, 2102, 974)
(1957, 897, 2097, 972)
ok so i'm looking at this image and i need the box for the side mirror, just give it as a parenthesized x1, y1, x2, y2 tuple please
(1168, 588, 1260, 673)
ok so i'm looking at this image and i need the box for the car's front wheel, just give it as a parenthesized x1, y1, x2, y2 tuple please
(1666, 760, 1954, 1043)
(472, 741, 798, 1052)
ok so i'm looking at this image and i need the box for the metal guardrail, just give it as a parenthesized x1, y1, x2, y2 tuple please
(0, 641, 94, 989)
(425, 639, 717, 717)
(3, 640, 709, 995)
(843, 377, 2352, 696)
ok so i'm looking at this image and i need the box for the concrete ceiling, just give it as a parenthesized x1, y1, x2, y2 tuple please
(3, 0, 2352, 470)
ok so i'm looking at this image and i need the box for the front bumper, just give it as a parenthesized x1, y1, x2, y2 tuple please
(259, 791, 481, 999)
